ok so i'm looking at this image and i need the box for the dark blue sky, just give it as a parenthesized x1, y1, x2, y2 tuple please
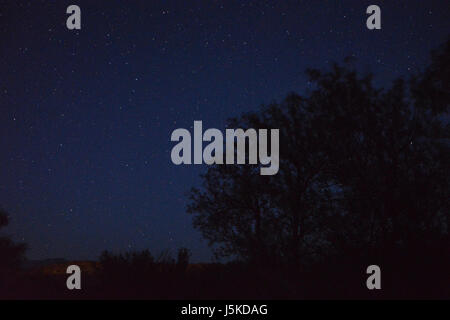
(0, 0, 448, 262)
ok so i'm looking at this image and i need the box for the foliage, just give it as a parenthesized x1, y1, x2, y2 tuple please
(187, 39, 450, 265)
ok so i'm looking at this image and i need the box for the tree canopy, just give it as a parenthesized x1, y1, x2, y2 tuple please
(187, 39, 450, 266)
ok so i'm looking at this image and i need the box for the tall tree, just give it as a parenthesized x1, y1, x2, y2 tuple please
(187, 39, 450, 265)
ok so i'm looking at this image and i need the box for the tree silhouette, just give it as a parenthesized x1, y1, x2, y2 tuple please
(176, 247, 191, 272)
(187, 39, 449, 268)
(0, 209, 27, 274)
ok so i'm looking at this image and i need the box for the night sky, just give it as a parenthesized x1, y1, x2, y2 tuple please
(0, 1, 448, 262)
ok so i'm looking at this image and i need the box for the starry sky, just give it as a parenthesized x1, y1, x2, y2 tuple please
(0, 1, 449, 262)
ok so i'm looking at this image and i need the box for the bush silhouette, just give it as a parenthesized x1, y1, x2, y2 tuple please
(0, 209, 26, 273)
